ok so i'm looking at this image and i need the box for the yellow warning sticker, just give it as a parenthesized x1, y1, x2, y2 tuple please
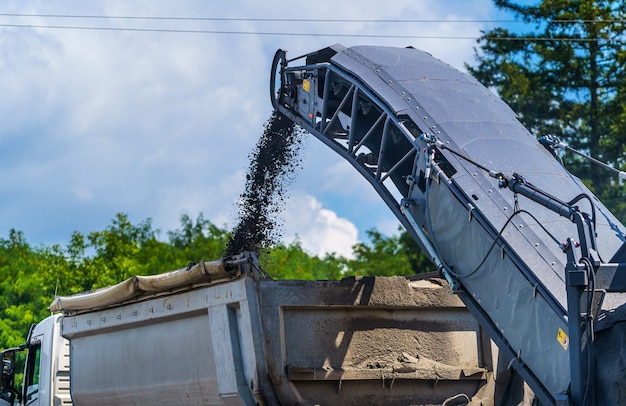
(557, 327, 569, 350)
(303, 79, 310, 93)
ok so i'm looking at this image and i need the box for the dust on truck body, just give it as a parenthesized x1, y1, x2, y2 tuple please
(0, 253, 500, 405)
(270, 44, 626, 405)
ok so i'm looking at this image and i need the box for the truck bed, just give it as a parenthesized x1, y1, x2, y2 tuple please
(58, 257, 497, 405)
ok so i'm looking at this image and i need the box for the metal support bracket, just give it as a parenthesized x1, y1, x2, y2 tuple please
(563, 237, 591, 406)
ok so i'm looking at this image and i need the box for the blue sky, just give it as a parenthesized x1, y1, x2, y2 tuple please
(0, 0, 519, 257)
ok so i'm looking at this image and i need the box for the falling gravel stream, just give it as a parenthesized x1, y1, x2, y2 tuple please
(225, 111, 303, 257)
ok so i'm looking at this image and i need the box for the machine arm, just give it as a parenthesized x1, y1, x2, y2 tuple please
(270, 45, 626, 406)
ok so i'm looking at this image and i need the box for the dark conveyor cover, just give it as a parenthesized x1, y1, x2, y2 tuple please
(272, 44, 626, 405)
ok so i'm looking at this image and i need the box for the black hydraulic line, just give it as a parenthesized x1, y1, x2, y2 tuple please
(420, 133, 598, 255)
(502, 174, 576, 219)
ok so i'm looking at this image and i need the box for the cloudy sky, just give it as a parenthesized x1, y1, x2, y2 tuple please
(0, 0, 517, 258)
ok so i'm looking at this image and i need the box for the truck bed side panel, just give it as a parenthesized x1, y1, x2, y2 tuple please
(258, 276, 498, 406)
(61, 278, 260, 406)
(61, 275, 499, 406)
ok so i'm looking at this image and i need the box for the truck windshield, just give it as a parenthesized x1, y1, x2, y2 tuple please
(24, 343, 40, 405)
(1, 350, 16, 404)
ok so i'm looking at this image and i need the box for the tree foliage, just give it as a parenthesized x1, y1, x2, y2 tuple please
(261, 243, 345, 280)
(344, 228, 436, 277)
(0, 214, 433, 350)
(467, 0, 626, 220)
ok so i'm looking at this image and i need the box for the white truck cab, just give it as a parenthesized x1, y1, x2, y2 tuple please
(1, 315, 72, 406)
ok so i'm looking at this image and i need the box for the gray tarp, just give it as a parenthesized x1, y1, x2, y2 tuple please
(48, 259, 237, 313)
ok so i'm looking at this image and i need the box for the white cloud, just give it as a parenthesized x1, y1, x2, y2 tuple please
(282, 194, 358, 258)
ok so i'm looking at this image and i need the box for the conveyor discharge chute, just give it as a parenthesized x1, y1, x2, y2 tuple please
(271, 44, 626, 405)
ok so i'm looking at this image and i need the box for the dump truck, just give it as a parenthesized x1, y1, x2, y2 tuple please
(0, 252, 517, 406)
(271, 44, 626, 405)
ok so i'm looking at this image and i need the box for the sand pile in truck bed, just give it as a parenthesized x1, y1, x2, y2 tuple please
(225, 111, 303, 257)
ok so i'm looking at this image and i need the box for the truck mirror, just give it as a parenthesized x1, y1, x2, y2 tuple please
(0, 350, 17, 405)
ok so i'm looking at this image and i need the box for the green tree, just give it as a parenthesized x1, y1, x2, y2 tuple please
(345, 228, 436, 277)
(261, 242, 345, 280)
(167, 213, 230, 264)
(399, 229, 438, 274)
(0, 214, 232, 349)
(467, 0, 626, 220)
(49, 213, 231, 296)
(0, 213, 436, 353)
(0, 230, 61, 349)
(44, 213, 161, 295)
